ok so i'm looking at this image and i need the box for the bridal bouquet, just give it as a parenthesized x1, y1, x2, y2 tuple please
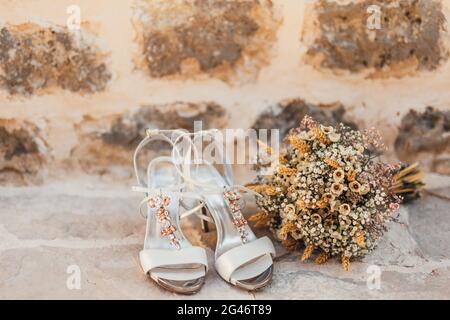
(250, 116, 402, 270)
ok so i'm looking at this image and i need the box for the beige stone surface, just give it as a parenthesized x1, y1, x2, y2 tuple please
(1, 173, 449, 300)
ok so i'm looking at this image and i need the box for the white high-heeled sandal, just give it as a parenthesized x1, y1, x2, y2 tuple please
(174, 130, 276, 291)
(132, 129, 210, 294)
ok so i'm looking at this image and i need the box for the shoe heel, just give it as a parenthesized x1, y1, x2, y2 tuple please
(201, 207, 210, 233)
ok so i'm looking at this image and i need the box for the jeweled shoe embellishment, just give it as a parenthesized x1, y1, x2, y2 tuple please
(148, 194, 180, 249)
(223, 190, 248, 244)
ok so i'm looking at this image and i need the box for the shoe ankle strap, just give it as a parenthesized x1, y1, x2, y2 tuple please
(171, 129, 235, 189)
(133, 129, 191, 188)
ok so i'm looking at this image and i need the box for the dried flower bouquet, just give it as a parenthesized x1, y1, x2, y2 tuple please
(250, 116, 402, 271)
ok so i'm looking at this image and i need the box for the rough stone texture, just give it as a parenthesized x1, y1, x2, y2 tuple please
(0, 173, 449, 299)
(102, 102, 228, 148)
(70, 115, 135, 177)
(303, 0, 448, 77)
(133, 0, 280, 82)
(395, 107, 450, 175)
(252, 99, 357, 139)
(0, 119, 47, 185)
(70, 102, 228, 176)
(0, 23, 111, 96)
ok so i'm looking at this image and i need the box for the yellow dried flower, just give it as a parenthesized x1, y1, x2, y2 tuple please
(392, 162, 425, 202)
(278, 166, 297, 176)
(296, 200, 307, 210)
(355, 232, 365, 248)
(279, 155, 288, 165)
(245, 184, 267, 194)
(342, 255, 350, 271)
(316, 200, 328, 209)
(249, 212, 267, 222)
(282, 238, 298, 251)
(301, 245, 315, 261)
(280, 222, 297, 238)
(312, 127, 329, 145)
(264, 186, 278, 196)
(248, 184, 279, 196)
(253, 220, 268, 229)
(324, 158, 340, 169)
(288, 136, 310, 154)
(347, 169, 356, 182)
(249, 212, 270, 229)
(315, 252, 330, 265)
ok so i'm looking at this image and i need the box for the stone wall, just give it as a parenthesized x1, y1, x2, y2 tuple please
(1, 0, 449, 185)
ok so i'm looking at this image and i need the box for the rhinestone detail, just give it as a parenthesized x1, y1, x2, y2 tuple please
(148, 194, 180, 249)
(223, 190, 248, 244)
